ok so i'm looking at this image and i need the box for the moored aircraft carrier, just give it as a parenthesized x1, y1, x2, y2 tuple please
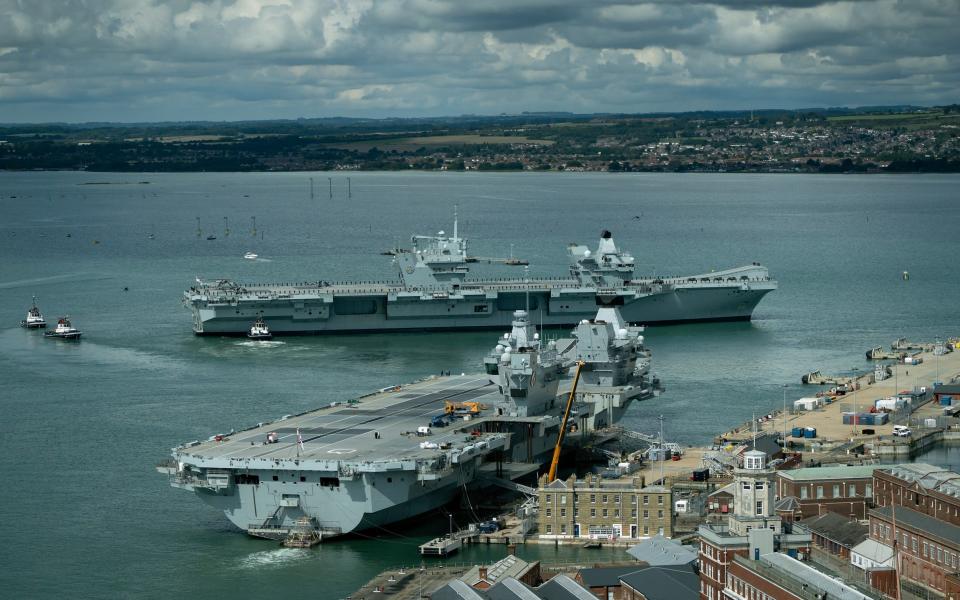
(159, 304, 660, 541)
(184, 221, 776, 335)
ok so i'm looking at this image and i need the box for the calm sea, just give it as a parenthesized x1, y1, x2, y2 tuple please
(1, 172, 958, 598)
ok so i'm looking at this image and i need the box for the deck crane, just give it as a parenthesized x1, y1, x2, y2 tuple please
(547, 361, 585, 482)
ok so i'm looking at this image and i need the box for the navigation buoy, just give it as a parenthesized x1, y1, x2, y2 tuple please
(902, 271, 910, 281)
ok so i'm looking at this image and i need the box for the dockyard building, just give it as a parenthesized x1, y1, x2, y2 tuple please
(869, 504, 960, 596)
(795, 511, 868, 561)
(537, 474, 672, 540)
(725, 552, 881, 600)
(698, 450, 812, 600)
(775, 464, 877, 519)
(874, 463, 960, 526)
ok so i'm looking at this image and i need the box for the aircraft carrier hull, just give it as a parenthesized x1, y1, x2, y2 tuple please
(189, 281, 773, 335)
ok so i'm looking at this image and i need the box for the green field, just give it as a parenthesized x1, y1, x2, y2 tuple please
(324, 134, 555, 152)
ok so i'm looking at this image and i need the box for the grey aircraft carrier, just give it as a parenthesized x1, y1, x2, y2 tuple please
(185, 221, 776, 335)
(159, 303, 660, 541)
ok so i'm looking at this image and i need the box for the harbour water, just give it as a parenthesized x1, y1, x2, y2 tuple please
(1, 172, 959, 598)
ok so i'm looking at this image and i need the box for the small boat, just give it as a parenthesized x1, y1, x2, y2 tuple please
(582, 541, 602, 549)
(247, 315, 272, 340)
(243, 252, 258, 260)
(20, 296, 46, 328)
(44, 317, 82, 340)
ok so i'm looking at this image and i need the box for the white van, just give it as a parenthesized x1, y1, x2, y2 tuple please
(892, 425, 912, 437)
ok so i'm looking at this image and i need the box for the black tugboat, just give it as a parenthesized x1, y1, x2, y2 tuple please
(43, 317, 82, 340)
(20, 296, 46, 328)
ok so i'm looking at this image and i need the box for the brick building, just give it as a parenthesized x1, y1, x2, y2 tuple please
(725, 552, 881, 600)
(775, 465, 876, 519)
(698, 450, 811, 600)
(796, 511, 868, 560)
(538, 474, 671, 540)
(874, 463, 960, 526)
(870, 504, 960, 596)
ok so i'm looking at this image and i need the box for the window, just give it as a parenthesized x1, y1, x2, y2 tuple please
(602, 494, 608, 503)
(546, 524, 552, 533)
(546, 508, 551, 517)
(574, 508, 579, 517)
(643, 495, 649, 505)
(643, 510, 649, 519)
(800, 487, 809, 500)
(615, 495, 621, 504)
(865, 484, 872, 498)
(833, 484, 841, 498)
(561, 496, 567, 505)
(546, 494, 552, 504)
(591, 509, 596, 517)
(816, 486, 824, 499)
(590, 494, 596, 503)
(756, 501, 764, 516)
(632, 509, 637, 517)
(912, 537, 917, 552)
(658, 509, 663, 518)
(643, 526, 649, 535)
(615, 509, 620, 517)
(742, 482, 751, 491)
(658, 496, 664, 505)
(560, 524, 566, 534)
(849, 484, 856, 498)
(560, 508, 566, 517)
(755, 482, 764, 491)
(632, 494, 637, 505)
(603, 509, 608, 517)
(923, 541, 928, 557)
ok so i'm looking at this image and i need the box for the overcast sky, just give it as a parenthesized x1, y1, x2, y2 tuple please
(1, 0, 958, 123)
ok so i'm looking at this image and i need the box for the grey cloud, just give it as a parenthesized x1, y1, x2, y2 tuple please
(0, 0, 958, 122)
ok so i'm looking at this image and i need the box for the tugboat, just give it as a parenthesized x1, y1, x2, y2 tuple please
(43, 317, 82, 340)
(20, 296, 46, 328)
(243, 252, 258, 260)
(247, 315, 272, 340)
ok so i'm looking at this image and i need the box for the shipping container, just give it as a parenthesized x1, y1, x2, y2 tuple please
(803, 427, 817, 439)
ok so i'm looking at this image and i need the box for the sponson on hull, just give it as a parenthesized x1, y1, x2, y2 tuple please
(159, 303, 661, 542)
(184, 220, 776, 335)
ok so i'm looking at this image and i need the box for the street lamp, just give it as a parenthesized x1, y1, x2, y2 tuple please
(852, 367, 860, 437)
(782, 384, 788, 447)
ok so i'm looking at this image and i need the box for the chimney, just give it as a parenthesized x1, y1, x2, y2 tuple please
(479, 567, 488, 581)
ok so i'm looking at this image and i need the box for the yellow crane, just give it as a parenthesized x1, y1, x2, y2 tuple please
(547, 361, 585, 482)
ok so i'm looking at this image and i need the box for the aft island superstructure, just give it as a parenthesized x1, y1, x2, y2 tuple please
(185, 223, 776, 335)
(160, 304, 659, 541)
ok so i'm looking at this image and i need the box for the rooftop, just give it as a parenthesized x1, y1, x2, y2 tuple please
(851, 538, 895, 564)
(777, 465, 880, 482)
(619, 564, 699, 600)
(736, 553, 880, 600)
(797, 512, 868, 548)
(461, 555, 537, 587)
(432, 574, 594, 600)
(872, 505, 960, 548)
(626, 535, 698, 566)
(880, 463, 960, 499)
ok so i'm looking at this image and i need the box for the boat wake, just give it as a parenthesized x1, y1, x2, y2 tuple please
(235, 340, 285, 348)
(0, 272, 110, 290)
(234, 548, 309, 570)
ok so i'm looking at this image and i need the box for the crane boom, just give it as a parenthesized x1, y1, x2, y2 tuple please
(547, 361, 585, 482)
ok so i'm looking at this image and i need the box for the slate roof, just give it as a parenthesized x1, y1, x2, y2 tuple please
(577, 565, 641, 588)
(461, 555, 536, 586)
(881, 463, 960, 499)
(626, 535, 698, 565)
(432, 575, 595, 600)
(774, 496, 802, 512)
(778, 465, 880, 481)
(619, 564, 700, 600)
(872, 505, 960, 547)
(798, 512, 868, 548)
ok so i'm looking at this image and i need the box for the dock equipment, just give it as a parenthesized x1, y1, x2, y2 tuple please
(444, 400, 487, 415)
(548, 361, 585, 482)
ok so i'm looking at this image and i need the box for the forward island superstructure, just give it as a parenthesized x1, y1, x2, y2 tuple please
(184, 223, 776, 335)
(159, 304, 659, 541)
